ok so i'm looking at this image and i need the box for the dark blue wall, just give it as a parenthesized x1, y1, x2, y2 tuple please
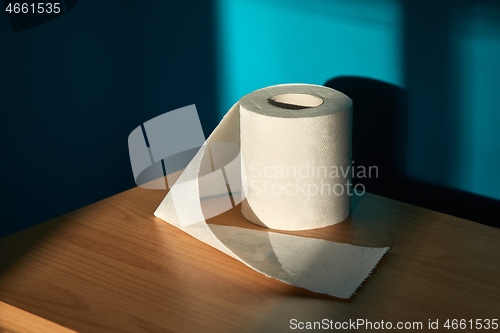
(0, 1, 218, 238)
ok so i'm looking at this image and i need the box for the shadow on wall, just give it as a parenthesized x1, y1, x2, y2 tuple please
(325, 76, 500, 228)
(0, 1, 219, 238)
(403, 0, 500, 204)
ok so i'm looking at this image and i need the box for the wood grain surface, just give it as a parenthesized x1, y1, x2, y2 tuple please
(0, 187, 499, 332)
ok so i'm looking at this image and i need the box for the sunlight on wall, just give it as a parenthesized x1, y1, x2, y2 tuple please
(216, 0, 500, 202)
(216, 0, 402, 114)
(404, 4, 500, 201)
(454, 6, 500, 199)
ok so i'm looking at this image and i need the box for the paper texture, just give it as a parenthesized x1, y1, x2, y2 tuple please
(154, 84, 389, 298)
(239, 84, 352, 230)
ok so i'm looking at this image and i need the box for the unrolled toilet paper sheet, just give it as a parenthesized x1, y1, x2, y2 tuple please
(154, 84, 389, 298)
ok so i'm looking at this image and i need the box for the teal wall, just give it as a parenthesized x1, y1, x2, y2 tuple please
(447, 5, 500, 200)
(216, 0, 402, 110)
(216, 0, 500, 201)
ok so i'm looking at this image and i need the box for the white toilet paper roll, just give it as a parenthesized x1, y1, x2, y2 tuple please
(154, 84, 388, 298)
(239, 84, 352, 230)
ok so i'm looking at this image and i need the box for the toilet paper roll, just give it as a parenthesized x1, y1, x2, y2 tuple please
(154, 84, 389, 298)
(239, 84, 352, 230)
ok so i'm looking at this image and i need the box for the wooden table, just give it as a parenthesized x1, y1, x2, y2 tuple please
(1, 187, 499, 332)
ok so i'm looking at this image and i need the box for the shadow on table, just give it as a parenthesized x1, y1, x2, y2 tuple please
(325, 76, 500, 228)
(0, 215, 68, 280)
